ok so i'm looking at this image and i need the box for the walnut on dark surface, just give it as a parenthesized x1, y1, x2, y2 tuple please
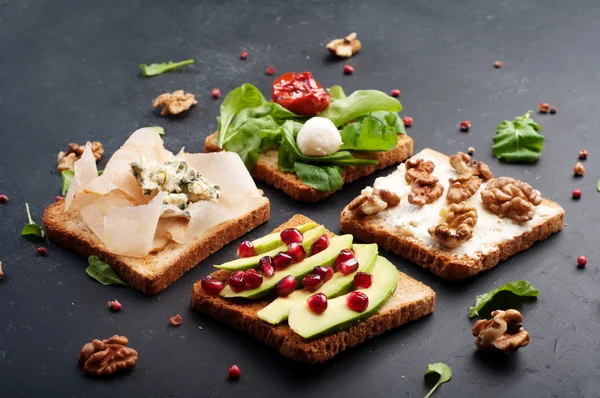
(472, 309, 530, 354)
(78, 335, 138, 377)
(57, 142, 104, 173)
(408, 175, 444, 206)
(153, 90, 197, 116)
(428, 201, 478, 248)
(480, 177, 542, 223)
(326, 32, 362, 58)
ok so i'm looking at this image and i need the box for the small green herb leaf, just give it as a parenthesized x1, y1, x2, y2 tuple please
(97, 170, 104, 176)
(217, 84, 267, 148)
(86, 256, 128, 286)
(22, 203, 45, 239)
(424, 363, 452, 398)
(148, 126, 165, 135)
(61, 170, 74, 195)
(339, 116, 398, 151)
(328, 85, 347, 100)
(318, 90, 402, 127)
(139, 59, 194, 77)
(294, 162, 343, 192)
(469, 280, 539, 318)
(492, 111, 544, 163)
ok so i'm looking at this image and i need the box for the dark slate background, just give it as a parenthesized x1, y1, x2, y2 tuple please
(1, 0, 599, 396)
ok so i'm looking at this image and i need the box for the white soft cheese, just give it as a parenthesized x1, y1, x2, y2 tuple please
(296, 117, 342, 156)
(363, 149, 561, 257)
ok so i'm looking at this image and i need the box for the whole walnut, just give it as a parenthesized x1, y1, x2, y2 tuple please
(348, 189, 401, 219)
(405, 158, 435, 184)
(78, 335, 138, 377)
(408, 175, 444, 206)
(447, 174, 482, 204)
(428, 202, 478, 248)
(449, 152, 493, 180)
(481, 177, 542, 223)
(472, 309, 530, 354)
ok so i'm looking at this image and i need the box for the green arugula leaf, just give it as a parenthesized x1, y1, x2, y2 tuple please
(61, 170, 74, 195)
(139, 59, 194, 77)
(217, 84, 267, 148)
(366, 110, 406, 135)
(223, 116, 280, 170)
(86, 256, 128, 286)
(97, 170, 104, 176)
(318, 90, 402, 126)
(597, 179, 600, 192)
(469, 280, 539, 318)
(148, 126, 165, 135)
(22, 203, 45, 239)
(294, 162, 343, 192)
(328, 85, 347, 99)
(493, 111, 544, 163)
(339, 117, 398, 151)
(258, 129, 283, 152)
(424, 363, 452, 398)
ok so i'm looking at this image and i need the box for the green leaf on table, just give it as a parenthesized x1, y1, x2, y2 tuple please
(22, 203, 45, 239)
(148, 126, 165, 135)
(86, 256, 128, 286)
(469, 280, 539, 318)
(424, 363, 452, 398)
(339, 116, 398, 151)
(217, 84, 267, 148)
(492, 111, 544, 163)
(318, 90, 402, 126)
(294, 162, 343, 192)
(139, 59, 194, 77)
(328, 85, 347, 99)
(61, 170, 74, 195)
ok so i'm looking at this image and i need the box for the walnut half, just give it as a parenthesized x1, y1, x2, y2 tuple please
(405, 158, 435, 184)
(57, 142, 104, 173)
(408, 175, 444, 206)
(348, 188, 401, 219)
(154, 90, 197, 116)
(447, 174, 482, 204)
(326, 32, 362, 58)
(78, 335, 138, 376)
(449, 152, 493, 180)
(472, 309, 530, 354)
(481, 177, 542, 223)
(428, 202, 478, 248)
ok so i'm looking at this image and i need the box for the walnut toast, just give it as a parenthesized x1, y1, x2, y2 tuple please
(204, 132, 414, 203)
(340, 148, 565, 280)
(191, 214, 435, 363)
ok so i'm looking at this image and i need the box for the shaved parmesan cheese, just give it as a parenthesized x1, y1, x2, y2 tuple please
(65, 143, 98, 210)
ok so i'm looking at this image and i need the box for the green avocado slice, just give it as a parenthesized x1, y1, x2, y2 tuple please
(220, 234, 353, 299)
(251, 222, 317, 254)
(215, 225, 325, 271)
(257, 243, 378, 324)
(288, 256, 398, 339)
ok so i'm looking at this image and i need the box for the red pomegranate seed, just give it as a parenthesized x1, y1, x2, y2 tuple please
(307, 293, 328, 314)
(240, 51, 248, 60)
(273, 252, 293, 270)
(572, 189, 582, 199)
(353, 272, 373, 288)
(275, 275, 297, 297)
(403, 116, 413, 127)
(460, 120, 471, 132)
(280, 228, 303, 244)
(37, 247, 47, 256)
(169, 314, 183, 326)
(266, 66, 275, 75)
(577, 256, 587, 268)
(228, 364, 241, 380)
(390, 89, 401, 97)
(228, 271, 246, 292)
(201, 275, 225, 295)
(302, 273, 323, 292)
(0, 194, 8, 203)
(338, 258, 359, 275)
(287, 242, 306, 263)
(259, 256, 275, 277)
(236, 241, 255, 258)
(539, 103, 550, 113)
(346, 291, 369, 312)
(311, 234, 329, 255)
(108, 299, 122, 312)
(313, 266, 334, 283)
(579, 149, 588, 159)
(493, 61, 503, 68)
(244, 269, 263, 289)
(336, 249, 355, 266)
(343, 65, 354, 75)
(211, 88, 221, 99)
(55, 195, 64, 202)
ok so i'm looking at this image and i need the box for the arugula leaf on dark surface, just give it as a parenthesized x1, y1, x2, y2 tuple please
(61, 170, 74, 195)
(339, 116, 398, 151)
(492, 111, 544, 163)
(294, 162, 343, 192)
(424, 363, 452, 398)
(22, 203, 45, 239)
(469, 280, 539, 318)
(148, 126, 165, 135)
(139, 59, 194, 77)
(217, 84, 267, 148)
(318, 90, 402, 126)
(328, 85, 347, 99)
(86, 256, 128, 286)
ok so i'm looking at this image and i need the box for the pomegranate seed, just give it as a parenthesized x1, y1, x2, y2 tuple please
(236, 241, 255, 258)
(572, 189, 582, 199)
(311, 234, 329, 255)
(338, 258, 359, 275)
(55, 195, 64, 202)
(539, 103, 550, 113)
(313, 266, 334, 283)
(343, 65, 354, 75)
(346, 291, 369, 312)
(280, 228, 303, 244)
(403, 116, 413, 127)
(266, 66, 275, 75)
(307, 293, 328, 314)
(228, 365, 241, 380)
(302, 274, 323, 292)
(390, 89, 401, 97)
(336, 249, 355, 266)
(240, 51, 248, 60)
(169, 314, 183, 326)
(287, 242, 307, 263)
(108, 299, 122, 311)
(275, 275, 296, 297)
(211, 88, 221, 99)
(201, 275, 225, 295)
(579, 149, 588, 159)
(228, 271, 246, 292)
(354, 272, 373, 288)
(460, 120, 471, 132)
(577, 256, 587, 268)
(0, 194, 8, 203)
(244, 269, 263, 289)
(493, 61, 503, 68)
(273, 252, 293, 270)
(259, 256, 275, 277)
(37, 247, 47, 256)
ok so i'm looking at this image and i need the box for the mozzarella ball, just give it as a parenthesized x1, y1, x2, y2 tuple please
(296, 117, 343, 157)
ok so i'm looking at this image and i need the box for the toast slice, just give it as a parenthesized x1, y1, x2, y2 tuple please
(340, 148, 565, 280)
(204, 132, 414, 203)
(43, 199, 270, 295)
(191, 214, 435, 363)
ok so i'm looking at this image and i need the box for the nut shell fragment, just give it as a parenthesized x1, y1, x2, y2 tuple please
(472, 309, 530, 354)
(326, 32, 362, 58)
(78, 335, 138, 376)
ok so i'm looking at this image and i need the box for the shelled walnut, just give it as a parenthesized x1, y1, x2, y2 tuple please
(481, 177, 542, 223)
(348, 188, 401, 219)
(428, 202, 478, 248)
(408, 175, 444, 206)
(78, 335, 138, 377)
(0, 260, 3, 278)
(326, 32, 362, 58)
(447, 174, 482, 204)
(472, 309, 530, 354)
(57, 142, 104, 173)
(153, 90, 197, 116)
(449, 152, 493, 180)
(405, 158, 435, 184)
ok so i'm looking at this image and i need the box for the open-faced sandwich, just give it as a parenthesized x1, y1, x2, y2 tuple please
(191, 214, 435, 363)
(340, 148, 565, 280)
(204, 72, 413, 202)
(43, 128, 270, 294)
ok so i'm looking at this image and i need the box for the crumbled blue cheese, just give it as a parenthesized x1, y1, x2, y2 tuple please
(130, 157, 220, 209)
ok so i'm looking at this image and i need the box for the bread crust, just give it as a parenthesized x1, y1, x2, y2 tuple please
(204, 132, 414, 203)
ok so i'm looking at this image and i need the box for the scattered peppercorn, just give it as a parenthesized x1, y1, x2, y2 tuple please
(169, 314, 183, 326)
(0, 194, 8, 203)
(468, 147, 475, 155)
(539, 103, 550, 113)
(550, 107, 557, 114)
(108, 299, 123, 312)
(493, 61, 503, 68)
(37, 247, 47, 256)
(577, 256, 587, 268)
(460, 120, 471, 132)
(343, 65, 354, 75)
(402, 116, 413, 127)
(211, 88, 221, 99)
(228, 365, 241, 380)
(266, 66, 275, 75)
(579, 149, 588, 159)
(55, 196, 64, 202)
(573, 162, 585, 176)
(240, 51, 248, 60)
(572, 189, 582, 199)
(390, 89, 401, 97)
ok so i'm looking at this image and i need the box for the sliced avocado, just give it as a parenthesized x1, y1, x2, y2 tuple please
(215, 225, 325, 271)
(288, 256, 398, 339)
(251, 222, 317, 254)
(220, 234, 353, 299)
(257, 243, 378, 324)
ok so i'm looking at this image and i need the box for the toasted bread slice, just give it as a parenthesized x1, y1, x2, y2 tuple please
(340, 148, 565, 280)
(191, 214, 435, 363)
(43, 199, 270, 295)
(204, 132, 414, 203)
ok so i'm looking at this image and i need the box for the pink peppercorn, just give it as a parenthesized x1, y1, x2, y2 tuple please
(266, 66, 275, 75)
(343, 65, 354, 75)
(390, 89, 401, 97)
(577, 256, 587, 268)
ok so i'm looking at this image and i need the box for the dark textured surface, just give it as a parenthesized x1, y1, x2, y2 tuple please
(1, 0, 599, 396)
